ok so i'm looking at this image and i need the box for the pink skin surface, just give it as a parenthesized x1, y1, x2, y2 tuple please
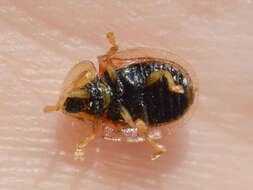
(0, 1, 253, 190)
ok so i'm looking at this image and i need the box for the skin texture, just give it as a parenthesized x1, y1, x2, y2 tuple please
(0, 0, 253, 189)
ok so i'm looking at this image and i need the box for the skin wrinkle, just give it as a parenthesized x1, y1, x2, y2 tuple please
(5, 0, 105, 58)
(0, 0, 253, 190)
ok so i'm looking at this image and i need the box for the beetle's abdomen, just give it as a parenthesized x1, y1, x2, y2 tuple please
(102, 62, 193, 126)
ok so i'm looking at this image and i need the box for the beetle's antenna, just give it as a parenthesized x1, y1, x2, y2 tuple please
(44, 96, 67, 113)
(44, 104, 61, 113)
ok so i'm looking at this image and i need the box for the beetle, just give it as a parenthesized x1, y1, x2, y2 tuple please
(44, 32, 198, 161)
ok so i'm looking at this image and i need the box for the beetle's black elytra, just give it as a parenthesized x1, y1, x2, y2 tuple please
(64, 62, 193, 126)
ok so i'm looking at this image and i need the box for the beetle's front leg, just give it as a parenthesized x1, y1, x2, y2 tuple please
(74, 117, 99, 161)
(44, 61, 96, 114)
(44, 89, 89, 113)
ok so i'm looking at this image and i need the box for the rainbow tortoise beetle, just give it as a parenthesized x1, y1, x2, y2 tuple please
(44, 32, 198, 161)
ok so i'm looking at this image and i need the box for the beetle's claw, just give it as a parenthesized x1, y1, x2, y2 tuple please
(151, 151, 163, 160)
(172, 85, 184, 94)
(74, 148, 85, 161)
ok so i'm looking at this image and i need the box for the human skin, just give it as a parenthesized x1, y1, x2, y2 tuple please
(0, 0, 253, 190)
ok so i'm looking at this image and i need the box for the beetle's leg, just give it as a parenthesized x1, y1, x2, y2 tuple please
(104, 32, 118, 83)
(120, 106, 166, 160)
(99, 82, 111, 109)
(70, 71, 94, 89)
(146, 71, 184, 94)
(142, 104, 162, 141)
(44, 103, 61, 113)
(44, 90, 89, 113)
(70, 89, 90, 99)
(120, 106, 135, 127)
(44, 72, 92, 113)
(44, 93, 70, 113)
(106, 63, 117, 83)
(74, 117, 99, 161)
(105, 32, 118, 59)
(135, 119, 166, 160)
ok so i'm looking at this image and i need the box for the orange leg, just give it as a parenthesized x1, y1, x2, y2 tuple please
(146, 71, 184, 94)
(44, 89, 89, 114)
(104, 32, 119, 82)
(44, 68, 93, 114)
(120, 106, 166, 160)
(44, 103, 61, 113)
(74, 117, 99, 161)
(105, 32, 119, 59)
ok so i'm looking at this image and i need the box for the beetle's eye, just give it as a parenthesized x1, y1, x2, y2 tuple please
(64, 98, 87, 113)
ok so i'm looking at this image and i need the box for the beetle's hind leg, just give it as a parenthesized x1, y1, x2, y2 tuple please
(120, 106, 166, 160)
(74, 117, 99, 161)
(135, 119, 166, 160)
(146, 71, 184, 94)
